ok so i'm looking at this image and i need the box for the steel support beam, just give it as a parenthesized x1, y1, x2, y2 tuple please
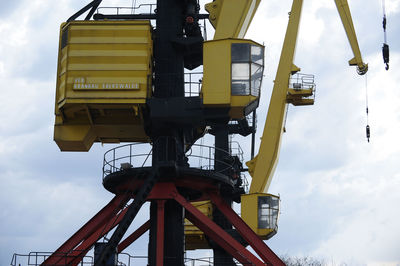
(67, 208, 129, 266)
(95, 171, 157, 265)
(213, 125, 235, 266)
(156, 200, 166, 266)
(42, 194, 128, 265)
(209, 192, 285, 266)
(117, 220, 150, 253)
(172, 190, 264, 266)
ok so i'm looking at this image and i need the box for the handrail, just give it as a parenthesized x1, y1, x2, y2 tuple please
(184, 72, 203, 97)
(10, 251, 94, 266)
(97, 3, 156, 15)
(103, 142, 237, 179)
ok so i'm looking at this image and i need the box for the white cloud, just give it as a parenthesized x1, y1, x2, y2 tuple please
(1, 0, 400, 265)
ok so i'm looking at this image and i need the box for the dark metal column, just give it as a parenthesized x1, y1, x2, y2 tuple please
(149, 0, 185, 265)
(213, 125, 235, 266)
(154, 0, 184, 98)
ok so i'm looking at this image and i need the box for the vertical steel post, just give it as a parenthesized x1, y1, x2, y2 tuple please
(156, 200, 166, 266)
(213, 126, 235, 266)
(149, 0, 186, 265)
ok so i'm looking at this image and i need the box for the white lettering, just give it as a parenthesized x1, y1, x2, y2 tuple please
(99, 83, 140, 89)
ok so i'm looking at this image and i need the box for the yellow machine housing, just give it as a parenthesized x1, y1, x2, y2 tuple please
(202, 38, 264, 119)
(184, 201, 213, 250)
(184, 194, 279, 249)
(54, 20, 153, 151)
(241, 193, 280, 239)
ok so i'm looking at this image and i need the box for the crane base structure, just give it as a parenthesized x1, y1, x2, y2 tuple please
(39, 163, 284, 266)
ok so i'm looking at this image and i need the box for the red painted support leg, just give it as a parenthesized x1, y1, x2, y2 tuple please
(156, 200, 166, 266)
(65, 207, 129, 266)
(171, 189, 265, 266)
(209, 192, 285, 266)
(117, 220, 150, 253)
(42, 194, 129, 265)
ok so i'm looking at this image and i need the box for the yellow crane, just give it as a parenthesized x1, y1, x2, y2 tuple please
(246, 0, 368, 194)
(53, 0, 367, 251)
(185, 0, 368, 246)
(242, 0, 368, 237)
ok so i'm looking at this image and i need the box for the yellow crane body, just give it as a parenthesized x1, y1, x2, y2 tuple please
(334, 0, 368, 74)
(241, 193, 280, 239)
(202, 38, 264, 119)
(54, 20, 153, 151)
(51, 0, 368, 249)
(246, 0, 367, 195)
(184, 201, 213, 250)
(246, 0, 307, 194)
(241, 0, 366, 240)
(205, 0, 261, 39)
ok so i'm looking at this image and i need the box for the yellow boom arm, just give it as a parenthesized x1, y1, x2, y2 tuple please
(334, 0, 368, 75)
(246, 0, 367, 193)
(205, 0, 261, 39)
(246, 0, 304, 193)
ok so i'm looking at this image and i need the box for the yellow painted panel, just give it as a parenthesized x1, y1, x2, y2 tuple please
(70, 25, 150, 31)
(241, 193, 278, 240)
(202, 38, 263, 120)
(67, 64, 148, 71)
(54, 124, 96, 152)
(68, 50, 148, 57)
(68, 43, 149, 51)
(184, 201, 212, 250)
(202, 39, 231, 105)
(67, 77, 147, 84)
(55, 20, 153, 151)
(205, 0, 261, 39)
(69, 37, 149, 44)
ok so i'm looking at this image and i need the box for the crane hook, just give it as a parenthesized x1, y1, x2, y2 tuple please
(366, 124, 370, 143)
(382, 0, 389, 70)
(382, 43, 389, 70)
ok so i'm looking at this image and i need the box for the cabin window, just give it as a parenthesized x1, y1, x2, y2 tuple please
(231, 43, 264, 97)
(258, 195, 279, 229)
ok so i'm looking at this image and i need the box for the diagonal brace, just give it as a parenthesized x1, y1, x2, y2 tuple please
(209, 192, 285, 266)
(42, 194, 129, 265)
(171, 188, 265, 266)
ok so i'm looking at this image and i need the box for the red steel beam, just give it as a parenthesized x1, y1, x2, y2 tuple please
(209, 191, 285, 266)
(65, 207, 130, 266)
(42, 194, 129, 265)
(156, 200, 166, 266)
(171, 188, 265, 266)
(117, 220, 150, 253)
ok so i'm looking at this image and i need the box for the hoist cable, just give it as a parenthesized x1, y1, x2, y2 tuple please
(365, 73, 370, 142)
(131, 0, 136, 14)
(382, 0, 389, 70)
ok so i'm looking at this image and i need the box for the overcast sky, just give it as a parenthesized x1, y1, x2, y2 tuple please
(0, 0, 399, 265)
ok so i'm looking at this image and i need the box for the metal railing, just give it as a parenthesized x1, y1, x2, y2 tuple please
(103, 143, 153, 179)
(229, 141, 244, 163)
(97, 3, 156, 15)
(11, 252, 250, 266)
(10, 252, 94, 266)
(184, 72, 203, 97)
(186, 144, 235, 173)
(228, 112, 257, 133)
(184, 257, 244, 266)
(115, 253, 148, 266)
(289, 73, 316, 100)
(241, 173, 250, 193)
(289, 73, 315, 90)
(103, 142, 237, 178)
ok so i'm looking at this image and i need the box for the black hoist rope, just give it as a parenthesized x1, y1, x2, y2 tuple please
(365, 73, 371, 143)
(382, 0, 390, 70)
